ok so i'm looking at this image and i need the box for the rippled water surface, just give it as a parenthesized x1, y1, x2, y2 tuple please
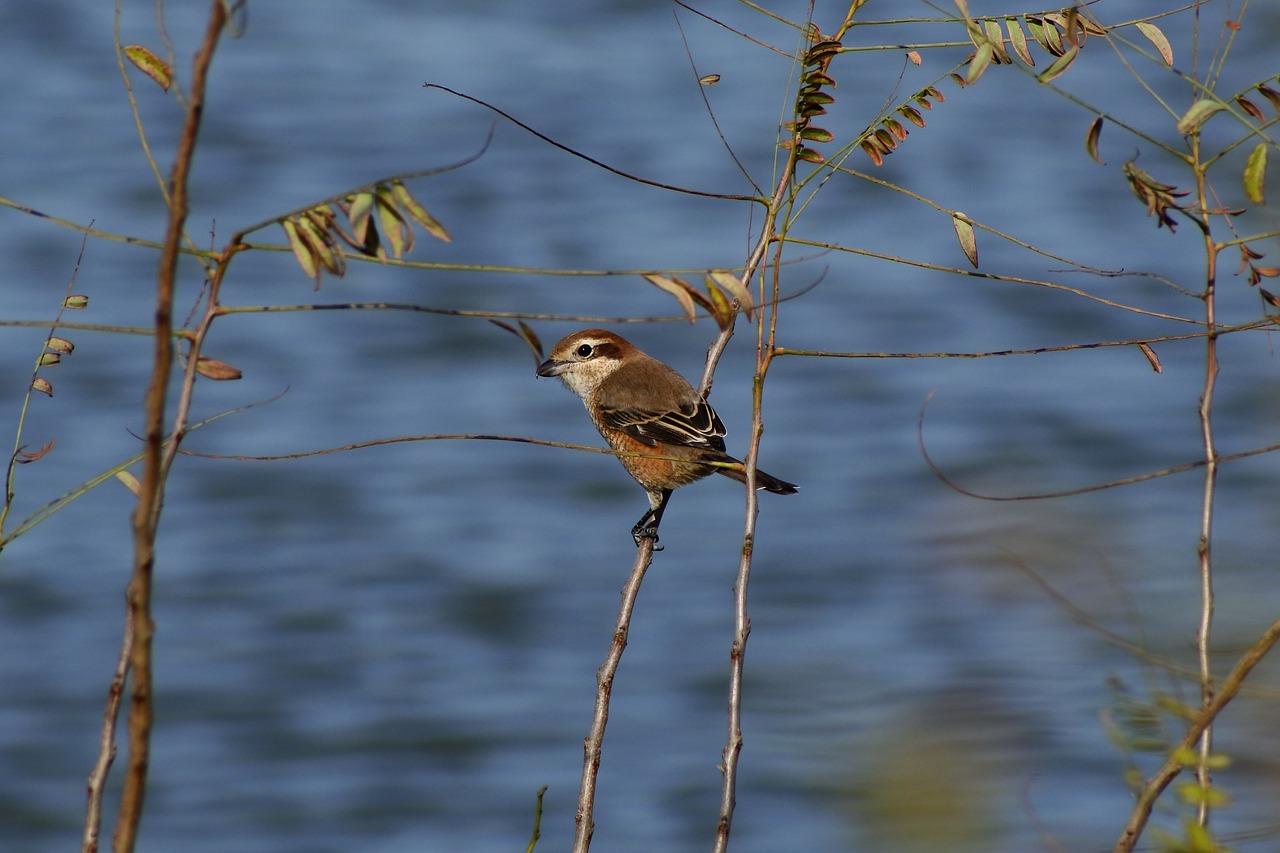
(2, 2, 1279, 852)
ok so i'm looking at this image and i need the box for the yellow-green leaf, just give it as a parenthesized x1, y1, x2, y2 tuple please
(707, 271, 755, 321)
(391, 181, 452, 243)
(1037, 44, 1079, 83)
(63, 295, 89, 310)
(967, 42, 994, 84)
(1085, 116, 1104, 164)
(375, 184, 414, 258)
(953, 212, 978, 268)
(38, 353, 61, 367)
(31, 378, 53, 397)
(1176, 99, 1224, 135)
(1244, 141, 1267, 204)
(281, 218, 318, 280)
(115, 470, 141, 496)
(46, 337, 74, 354)
(699, 74, 721, 86)
(124, 44, 172, 91)
(346, 192, 375, 245)
(1135, 21, 1173, 65)
(1006, 17, 1035, 66)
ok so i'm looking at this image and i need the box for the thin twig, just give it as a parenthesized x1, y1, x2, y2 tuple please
(113, 3, 227, 851)
(83, 600, 133, 853)
(573, 538, 656, 853)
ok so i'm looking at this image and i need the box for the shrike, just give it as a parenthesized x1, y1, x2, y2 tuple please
(536, 329, 797, 546)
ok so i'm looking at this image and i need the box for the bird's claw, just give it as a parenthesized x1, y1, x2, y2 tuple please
(631, 524, 663, 551)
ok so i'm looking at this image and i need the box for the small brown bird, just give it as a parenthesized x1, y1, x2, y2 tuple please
(536, 329, 797, 546)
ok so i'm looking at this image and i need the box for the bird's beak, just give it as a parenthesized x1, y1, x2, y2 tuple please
(536, 358, 565, 378)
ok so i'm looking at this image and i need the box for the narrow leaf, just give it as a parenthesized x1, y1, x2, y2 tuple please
(1037, 44, 1079, 84)
(707, 271, 755, 321)
(703, 280, 735, 330)
(115, 470, 141, 496)
(391, 181, 452, 243)
(123, 44, 172, 91)
(375, 184, 414, 258)
(195, 356, 244, 381)
(1175, 99, 1224, 134)
(1236, 95, 1264, 121)
(967, 42, 994, 84)
(1137, 342, 1162, 373)
(860, 139, 884, 166)
(1085, 117, 1105, 164)
(699, 74, 721, 86)
(952, 212, 978, 268)
(1257, 85, 1280, 114)
(982, 20, 1010, 63)
(281, 218, 318, 280)
(346, 192, 375, 245)
(1244, 142, 1267, 204)
(1135, 22, 1173, 65)
(1007, 17, 1035, 66)
(643, 274, 698, 322)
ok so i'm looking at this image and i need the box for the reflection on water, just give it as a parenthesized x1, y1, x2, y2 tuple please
(2, 2, 1279, 852)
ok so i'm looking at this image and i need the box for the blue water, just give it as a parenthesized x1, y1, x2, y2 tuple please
(2, 2, 1279, 851)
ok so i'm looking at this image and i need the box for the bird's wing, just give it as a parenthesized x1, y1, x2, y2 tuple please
(599, 396, 728, 452)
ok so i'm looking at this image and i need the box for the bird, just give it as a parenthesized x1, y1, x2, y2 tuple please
(536, 329, 797, 547)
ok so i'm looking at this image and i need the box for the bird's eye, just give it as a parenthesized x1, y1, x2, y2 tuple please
(575, 343, 594, 358)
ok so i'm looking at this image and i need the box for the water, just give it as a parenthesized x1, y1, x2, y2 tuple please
(2, 2, 1279, 851)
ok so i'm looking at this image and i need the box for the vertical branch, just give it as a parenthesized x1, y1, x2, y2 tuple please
(572, 538, 656, 853)
(83, 600, 133, 853)
(112, 3, 227, 851)
(710, 151, 799, 853)
(1189, 135, 1218, 828)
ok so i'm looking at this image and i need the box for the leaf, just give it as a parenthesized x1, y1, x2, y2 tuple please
(799, 125, 834, 143)
(1175, 99, 1224, 134)
(375, 184, 414, 259)
(1236, 95, 1264, 121)
(796, 146, 825, 164)
(1006, 17, 1035, 66)
(31, 378, 53, 397)
(63, 295, 89, 310)
(489, 319, 545, 364)
(391, 180, 452, 243)
(16, 440, 55, 464)
(123, 44, 172, 91)
(882, 117, 908, 141)
(1257, 85, 1280, 114)
(282, 218, 318, 280)
(906, 50, 921, 66)
(195, 356, 244, 381)
(699, 74, 721, 86)
(1137, 342, 1162, 373)
(1244, 142, 1267, 205)
(46, 337, 74, 354)
(115, 470, 141, 496)
(1085, 116, 1105, 164)
(1037, 45, 1079, 83)
(860, 139, 885, 166)
(707, 271, 755, 321)
(967, 42, 994, 84)
(38, 353, 61, 367)
(1135, 21, 1173, 65)
(982, 19, 1010, 64)
(899, 105, 926, 127)
(345, 192, 375, 245)
(703, 280, 735, 330)
(643, 274, 698, 322)
(952, 212, 978, 268)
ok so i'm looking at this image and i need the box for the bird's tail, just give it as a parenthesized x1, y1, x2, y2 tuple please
(712, 454, 798, 495)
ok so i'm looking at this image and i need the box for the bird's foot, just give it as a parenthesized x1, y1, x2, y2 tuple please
(631, 523, 663, 551)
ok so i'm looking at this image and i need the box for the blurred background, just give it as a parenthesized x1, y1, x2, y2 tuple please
(1, 2, 1278, 851)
